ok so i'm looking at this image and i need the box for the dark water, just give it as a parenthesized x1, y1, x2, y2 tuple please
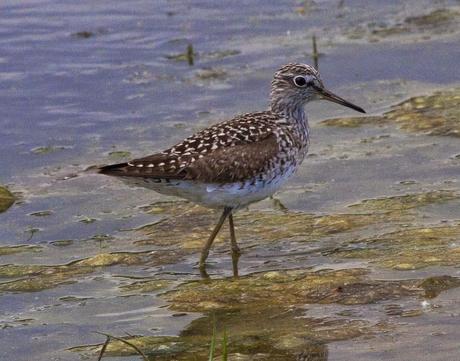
(0, 0, 459, 360)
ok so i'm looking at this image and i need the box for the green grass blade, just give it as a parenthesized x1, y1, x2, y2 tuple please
(208, 322, 217, 361)
(221, 328, 228, 361)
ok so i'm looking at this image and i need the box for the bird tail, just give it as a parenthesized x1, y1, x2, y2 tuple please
(97, 163, 129, 176)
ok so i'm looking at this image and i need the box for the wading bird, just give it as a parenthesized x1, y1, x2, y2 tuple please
(99, 63, 365, 273)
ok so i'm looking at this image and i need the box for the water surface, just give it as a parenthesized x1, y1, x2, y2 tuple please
(0, 0, 459, 360)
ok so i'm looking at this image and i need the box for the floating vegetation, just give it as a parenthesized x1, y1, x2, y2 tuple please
(89, 233, 112, 242)
(60, 187, 460, 360)
(327, 224, 460, 270)
(135, 188, 459, 253)
(78, 216, 97, 224)
(294, 0, 318, 15)
(166, 44, 196, 65)
(320, 116, 381, 128)
(348, 190, 458, 214)
(95, 332, 149, 361)
(59, 295, 93, 302)
(0, 186, 15, 213)
(419, 275, 460, 299)
(124, 69, 175, 85)
(119, 279, 170, 293)
(344, 8, 460, 41)
(66, 188, 460, 359)
(0, 245, 42, 256)
(24, 227, 40, 242)
(384, 89, 460, 137)
(166, 48, 240, 63)
(108, 150, 132, 159)
(404, 9, 460, 29)
(31, 145, 65, 155)
(72, 268, 460, 360)
(186, 44, 194, 66)
(135, 205, 381, 249)
(0, 252, 158, 293)
(71, 335, 183, 359)
(205, 49, 240, 60)
(1, 188, 456, 297)
(311, 34, 319, 70)
(322, 88, 460, 137)
(29, 210, 53, 217)
(167, 268, 421, 311)
(72, 31, 94, 39)
(71, 28, 108, 39)
(50, 239, 74, 247)
(194, 67, 228, 81)
(72, 252, 143, 267)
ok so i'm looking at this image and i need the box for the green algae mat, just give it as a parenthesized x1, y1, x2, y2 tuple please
(3, 187, 457, 360)
(322, 89, 460, 137)
(0, 186, 14, 213)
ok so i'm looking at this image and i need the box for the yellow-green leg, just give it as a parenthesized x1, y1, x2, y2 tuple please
(228, 212, 241, 277)
(199, 207, 232, 270)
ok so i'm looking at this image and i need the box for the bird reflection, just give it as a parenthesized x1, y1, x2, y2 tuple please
(199, 250, 241, 279)
(297, 340, 328, 361)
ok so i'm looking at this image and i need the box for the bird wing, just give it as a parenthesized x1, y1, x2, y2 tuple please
(183, 134, 279, 182)
(99, 112, 281, 183)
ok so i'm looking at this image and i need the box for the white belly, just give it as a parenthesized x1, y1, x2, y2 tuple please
(119, 168, 296, 209)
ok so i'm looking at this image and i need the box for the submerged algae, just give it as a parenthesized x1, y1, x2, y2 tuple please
(31, 145, 66, 155)
(322, 89, 460, 137)
(319, 116, 381, 128)
(0, 245, 42, 256)
(167, 268, 408, 310)
(385, 89, 460, 136)
(0, 185, 15, 213)
(328, 224, 460, 270)
(136, 188, 458, 254)
(344, 8, 460, 41)
(72, 307, 355, 360)
(0, 252, 156, 293)
(404, 9, 460, 29)
(73, 269, 460, 360)
(108, 150, 132, 159)
(69, 186, 460, 360)
(348, 190, 458, 214)
(119, 278, 170, 293)
(70, 335, 183, 359)
(136, 202, 381, 249)
(2, 188, 456, 295)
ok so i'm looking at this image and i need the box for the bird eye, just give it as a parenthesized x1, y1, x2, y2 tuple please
(293, 76, 307, 87)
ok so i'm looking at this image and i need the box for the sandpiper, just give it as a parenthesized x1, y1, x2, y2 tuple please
(99, 63, 365, 271)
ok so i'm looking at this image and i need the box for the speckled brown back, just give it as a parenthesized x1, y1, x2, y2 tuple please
(99, 111, 286, 183)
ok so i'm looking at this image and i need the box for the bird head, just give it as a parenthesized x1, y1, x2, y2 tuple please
(270, 63, 365, 114)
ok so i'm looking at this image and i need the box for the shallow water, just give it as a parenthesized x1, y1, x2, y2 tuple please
(0, 0, 460, 360)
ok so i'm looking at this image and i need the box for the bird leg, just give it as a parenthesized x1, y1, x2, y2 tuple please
(228, 212, 240, 253)
(228, 211, 241, 277)
(199, 207, 232, 270)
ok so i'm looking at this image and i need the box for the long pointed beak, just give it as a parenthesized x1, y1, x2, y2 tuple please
(313, 86, 366, 113)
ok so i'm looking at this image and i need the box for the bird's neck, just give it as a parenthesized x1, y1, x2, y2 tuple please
(271, 101, 310, 141)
